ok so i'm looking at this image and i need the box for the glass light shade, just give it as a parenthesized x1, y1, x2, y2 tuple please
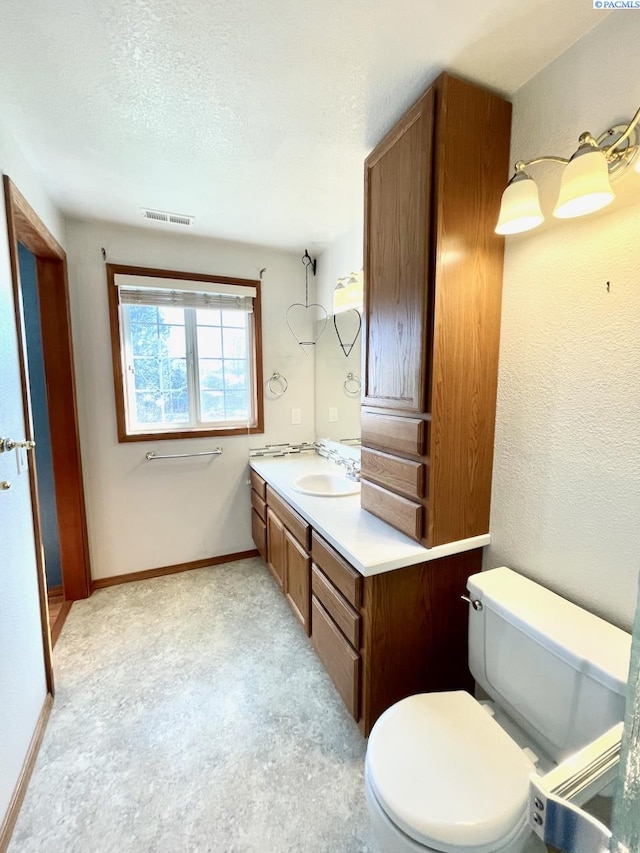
(333, 270, 363, 314)
(495, 174, 544, 235)
(553, 148, 614, 219)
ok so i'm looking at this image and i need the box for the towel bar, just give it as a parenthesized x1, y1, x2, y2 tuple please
(145, 448, 223, 461)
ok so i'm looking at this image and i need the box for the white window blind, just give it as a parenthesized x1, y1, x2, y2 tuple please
(119, 287, 253, 312)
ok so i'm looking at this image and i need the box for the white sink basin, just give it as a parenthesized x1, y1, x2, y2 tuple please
(293, 473, 361, 497)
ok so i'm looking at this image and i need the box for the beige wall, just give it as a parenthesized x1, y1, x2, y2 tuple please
(485, 13, 640, 631)
(65, 220, 316, 580)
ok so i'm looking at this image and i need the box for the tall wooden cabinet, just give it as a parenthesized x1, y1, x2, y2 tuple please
(361, 72, 512, 548)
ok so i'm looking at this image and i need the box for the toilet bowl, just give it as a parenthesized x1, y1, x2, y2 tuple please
(365, 568, 631, 853)
(366, 774, 534, 853)
(365, 692, 539, 853)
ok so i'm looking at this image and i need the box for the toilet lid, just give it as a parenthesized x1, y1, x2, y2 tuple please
(366, 692, 535, 852)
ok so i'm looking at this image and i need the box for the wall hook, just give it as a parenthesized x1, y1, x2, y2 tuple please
(285, 251, 327, 354)
(302, 249, 317, 276)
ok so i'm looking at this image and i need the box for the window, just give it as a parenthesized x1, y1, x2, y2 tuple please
(107, 264, 263, 441)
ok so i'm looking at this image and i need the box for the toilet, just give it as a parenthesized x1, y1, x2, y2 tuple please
(365, 567, 631, 853)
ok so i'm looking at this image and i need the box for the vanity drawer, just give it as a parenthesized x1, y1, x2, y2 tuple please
(250, 469, 267, 500)
(251, 509, 267, 560)
(311, 532, 362, 608)
(361, 479, 424, 541)
(312, 596, 360, 721)
(266, 485, 311, 551)
(361, 410, 427, 457)
(361, 447, 427, 500)
(251, 488, 267, 522)
(312, 565, 360, 649)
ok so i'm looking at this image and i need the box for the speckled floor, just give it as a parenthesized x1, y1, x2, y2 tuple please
(10, 558, 381, 853)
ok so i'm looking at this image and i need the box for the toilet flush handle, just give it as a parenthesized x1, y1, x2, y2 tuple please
(461, 595, 483, 612)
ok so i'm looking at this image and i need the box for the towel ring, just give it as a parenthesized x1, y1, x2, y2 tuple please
(344, 373, 361, 395)
(268, 371, 288, 397)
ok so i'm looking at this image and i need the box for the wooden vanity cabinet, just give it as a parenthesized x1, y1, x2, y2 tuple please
(252, 477, 480, 735)
(311, 529, 479, 736)
(362, 72, 512, 548)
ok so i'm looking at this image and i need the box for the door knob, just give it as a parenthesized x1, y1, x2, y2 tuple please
(0, 438, 36, 452)
(0, 481, 11, 491)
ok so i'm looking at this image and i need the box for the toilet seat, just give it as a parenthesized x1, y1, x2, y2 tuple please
(365, 691, 536, 852)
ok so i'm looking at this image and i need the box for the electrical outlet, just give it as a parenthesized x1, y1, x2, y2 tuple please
(291, 408, 301, 425)
(329, 407, 338, 423)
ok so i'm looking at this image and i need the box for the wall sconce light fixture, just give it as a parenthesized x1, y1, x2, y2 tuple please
(496, 107, 640, 235)
(333, 270, 363, 357)
(333, 270, 364, 314)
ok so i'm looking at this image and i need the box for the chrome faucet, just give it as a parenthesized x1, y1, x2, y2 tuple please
(340, 458, 361, 482)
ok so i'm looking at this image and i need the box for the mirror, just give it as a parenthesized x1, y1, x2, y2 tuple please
(314, 313, 362, 443)
(313, 228, 363, 445)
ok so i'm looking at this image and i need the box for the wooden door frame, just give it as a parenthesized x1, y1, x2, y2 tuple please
(3, 175, 91, 691)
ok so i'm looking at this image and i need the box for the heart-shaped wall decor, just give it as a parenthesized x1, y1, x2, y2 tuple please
(333, 308, 362, 357)
(286, 302, 328, 355)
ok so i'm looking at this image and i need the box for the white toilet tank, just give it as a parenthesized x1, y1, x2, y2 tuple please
(468, 567, 631, 763)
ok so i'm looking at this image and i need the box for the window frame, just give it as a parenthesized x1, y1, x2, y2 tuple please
(106, 263, 264, 442)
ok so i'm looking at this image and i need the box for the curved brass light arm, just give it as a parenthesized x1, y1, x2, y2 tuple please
(514, 156, 570, 173)
(510, 107, 640, 176)
(602, 105, 640, 156)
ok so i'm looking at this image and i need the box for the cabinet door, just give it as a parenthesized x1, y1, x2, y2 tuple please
(284, 529, 311, 635)
(266, 508, 285, 589)
(251, 508, 267, 561)
(363, 87, 434, 414)
(311, 596, 360, 721)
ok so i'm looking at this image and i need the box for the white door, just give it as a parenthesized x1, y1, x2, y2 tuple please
(0, 179, 48, 823)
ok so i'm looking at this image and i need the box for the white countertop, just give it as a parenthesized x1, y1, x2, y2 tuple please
(250, 454, 490, 576)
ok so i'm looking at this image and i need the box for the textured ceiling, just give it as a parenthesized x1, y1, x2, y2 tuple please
(0, 0, 607, 250)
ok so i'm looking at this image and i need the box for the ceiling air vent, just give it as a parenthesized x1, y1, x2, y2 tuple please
(140, 208, 195, 227)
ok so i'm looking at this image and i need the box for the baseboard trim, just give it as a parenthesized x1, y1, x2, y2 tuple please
(0, 693, 53, 853)
(50, 600, 72, 648)
(91, 549, 260, 591)
(47, 584, 63, 599)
